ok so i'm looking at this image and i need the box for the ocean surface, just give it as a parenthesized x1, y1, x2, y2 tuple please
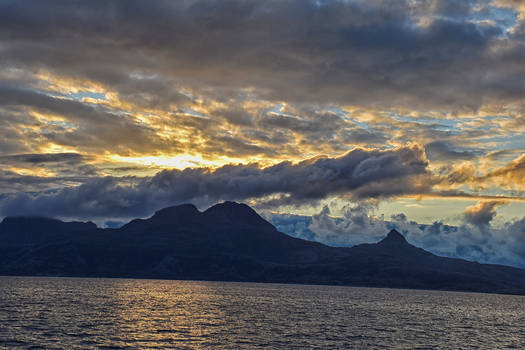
(0, 277, 524, 349)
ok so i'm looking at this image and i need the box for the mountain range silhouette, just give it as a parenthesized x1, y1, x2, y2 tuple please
(2, 201, 525, 295)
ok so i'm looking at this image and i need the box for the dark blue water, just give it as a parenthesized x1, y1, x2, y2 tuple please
(0, 277, 524, 349)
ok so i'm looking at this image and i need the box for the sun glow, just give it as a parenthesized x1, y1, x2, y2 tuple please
(108, 154, 235, 170)
(39, 143, 79, 154)
(6, 167, 57, 177)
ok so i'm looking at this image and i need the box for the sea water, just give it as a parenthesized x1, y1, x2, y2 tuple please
(0, 277, 524, 349)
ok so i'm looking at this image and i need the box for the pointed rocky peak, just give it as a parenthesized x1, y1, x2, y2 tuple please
(379, 229, 408, 245)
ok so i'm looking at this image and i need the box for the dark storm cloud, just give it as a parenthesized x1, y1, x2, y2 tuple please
(0, 145, 431, 219)
(0, 152, 99, 194)
(0, 169, 98, 194)
(0, 0, 522, 109)
(0, 153, 86, 165)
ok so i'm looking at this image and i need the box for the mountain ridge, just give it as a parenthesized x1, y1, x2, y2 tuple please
(1, 202, 525, 295)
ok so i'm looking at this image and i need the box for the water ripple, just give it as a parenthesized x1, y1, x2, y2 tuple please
(0, 277, 524, 349)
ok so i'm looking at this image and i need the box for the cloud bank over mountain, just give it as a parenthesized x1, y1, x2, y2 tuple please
(268, 199, 525, 268)
(0, 145, 431, 219)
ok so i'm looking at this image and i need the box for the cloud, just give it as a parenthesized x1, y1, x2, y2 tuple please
(444, 163, 477, 184)
(463, 200, 507, 228)
(505, 217, 525, 259)
(305, 200, 389, 245)
(482, 154, 525, 190)
(263, 212, 316, 241)
(424, 141, 482, 161)
(0, 145, 432, 219)
(0, 0, 523, 177)
(0, 84, 182, 156)
(0, 0, 522, 109)
(0, 152, 99, 193)
(0, 153, 86, 164)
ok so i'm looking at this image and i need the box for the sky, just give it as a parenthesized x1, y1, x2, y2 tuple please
(1, 0, 525, 266)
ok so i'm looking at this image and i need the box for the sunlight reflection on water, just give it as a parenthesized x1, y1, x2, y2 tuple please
(0, 277, 524, 349)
